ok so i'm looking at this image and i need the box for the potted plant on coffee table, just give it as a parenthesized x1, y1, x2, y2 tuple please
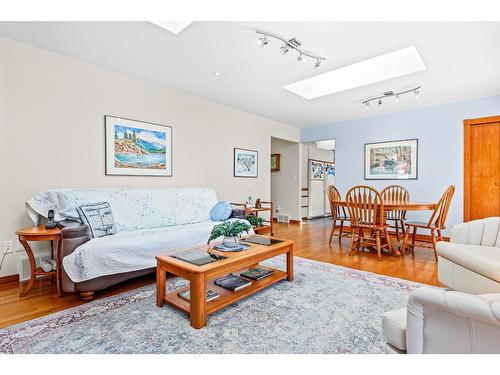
(207, 220, 251, 248)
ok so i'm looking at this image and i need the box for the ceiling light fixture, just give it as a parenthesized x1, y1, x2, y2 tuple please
(362, 86, 422, 110)
(256, 29, 326, 70)
(257, 34, 269, 48)
(280, 45, 290, 55)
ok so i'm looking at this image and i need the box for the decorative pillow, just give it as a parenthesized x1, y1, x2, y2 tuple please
(210, 201, 232, 221)
(76, 202, 116, 238)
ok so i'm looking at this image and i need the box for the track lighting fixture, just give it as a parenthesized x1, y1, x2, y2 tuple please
(361, 86, 422, 110)
(256, 29, 326, 70)
(297, 53, 307, 62)
(257, 34, 269, 48)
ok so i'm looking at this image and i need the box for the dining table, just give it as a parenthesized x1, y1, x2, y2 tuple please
(332, 199, 438, 255)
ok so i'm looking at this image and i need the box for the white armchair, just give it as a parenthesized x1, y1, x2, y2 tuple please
(382, 287, 500, 354)
(437, 217, 500, 294)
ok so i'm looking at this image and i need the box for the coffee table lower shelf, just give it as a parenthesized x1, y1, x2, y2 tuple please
(163, 267, 287, 316)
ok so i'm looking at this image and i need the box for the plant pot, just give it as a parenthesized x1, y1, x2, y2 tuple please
(223, 236, 238, 248)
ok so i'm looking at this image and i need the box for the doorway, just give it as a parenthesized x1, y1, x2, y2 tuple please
(464, 115, 500, 221)
(301, 140, 336, 219)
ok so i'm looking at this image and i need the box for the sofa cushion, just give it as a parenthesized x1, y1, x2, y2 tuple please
(76, 202, 116, 238)
(437, 242, 500, 282)
(210, 201, 232, 221)
(382, 308, 407, 351)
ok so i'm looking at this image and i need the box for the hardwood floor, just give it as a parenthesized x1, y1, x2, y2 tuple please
(0, 219, 438, 329)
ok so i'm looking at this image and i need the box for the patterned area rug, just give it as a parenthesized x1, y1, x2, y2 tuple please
(0, 256, 422, 354)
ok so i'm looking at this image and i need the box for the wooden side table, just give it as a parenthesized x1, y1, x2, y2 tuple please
(15, 225, 62, 297)
(231, 201, 274, 235)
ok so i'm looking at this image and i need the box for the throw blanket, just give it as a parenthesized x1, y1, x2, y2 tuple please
(26, 187, 218, 232)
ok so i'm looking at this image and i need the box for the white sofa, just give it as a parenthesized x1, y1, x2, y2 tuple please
(437, 217, 500, 294)
(382, 287, 500, 354)
(27, 187, 252, 299)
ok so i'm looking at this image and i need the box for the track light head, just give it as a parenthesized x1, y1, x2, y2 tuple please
(257, 35, 269, 48)
(414, 89, 420, 98)
(378, 98, 383, 106)
(297, 53, 307, 62)
(395, 94, 400, 102)
(280, 45, 290, 55)
(313, 59, 322, 69)
(365, 102, 370, 110)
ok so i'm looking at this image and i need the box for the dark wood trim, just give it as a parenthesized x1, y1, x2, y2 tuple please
(463, 115, 500, 222)
(464, 119, 471, 222)
(0, 274, 19, 286)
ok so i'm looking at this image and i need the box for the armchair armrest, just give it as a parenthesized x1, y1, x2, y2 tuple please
(407, 287, 500, 353)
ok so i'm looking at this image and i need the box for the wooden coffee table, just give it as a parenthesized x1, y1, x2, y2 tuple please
(155, 237, 294, 329)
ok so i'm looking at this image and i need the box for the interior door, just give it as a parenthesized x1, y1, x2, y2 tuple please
(464, 116, 500, 221)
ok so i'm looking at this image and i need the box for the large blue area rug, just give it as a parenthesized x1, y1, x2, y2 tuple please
(0, 256, 422, 354)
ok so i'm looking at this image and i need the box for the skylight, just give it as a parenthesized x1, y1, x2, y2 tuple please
(150, 21, 193, 35)
(283, 46, 426, 100)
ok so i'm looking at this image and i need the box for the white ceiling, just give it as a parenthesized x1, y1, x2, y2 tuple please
(1, 21, 499, 128)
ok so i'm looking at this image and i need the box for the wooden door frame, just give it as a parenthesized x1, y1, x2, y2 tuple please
(463, 115, 500, 222)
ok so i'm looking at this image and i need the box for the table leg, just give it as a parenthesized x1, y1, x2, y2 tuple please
(190, 273, 207, 329)
(19, 239, 36, 298)
(156, 265, 166, 307)
(287, 244, 294, 281)
(55, 239, 62, 296)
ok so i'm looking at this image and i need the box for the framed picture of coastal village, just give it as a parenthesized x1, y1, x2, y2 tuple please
(105, 115, 172, 176)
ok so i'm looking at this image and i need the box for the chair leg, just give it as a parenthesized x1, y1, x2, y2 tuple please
(395, 220, 400, 241)
(431, 229, 438, 261)
(329, 220, 336, 244)
(411, 226, 417, 255)
(402, 225, 409, 254)
(437, 230, 443, 242)
(348, 227, 356, 255)
(400, 220, 406, 236)
(339, 220, 344, 242)
(375, 230, 382, 261)
(384, 228, 393, 255)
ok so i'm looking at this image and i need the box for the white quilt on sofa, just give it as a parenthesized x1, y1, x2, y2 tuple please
(26, 187, 252, 282)
(63, 220, 242, 282)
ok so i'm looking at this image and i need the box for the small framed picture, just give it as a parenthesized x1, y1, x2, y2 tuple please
(271, 153, 281, 172)
(364, 139, 418, 180)
(234, 148, 258, 178)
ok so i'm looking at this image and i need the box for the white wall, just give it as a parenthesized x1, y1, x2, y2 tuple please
(271, 138, 301, 221)
(0, 37, 299, 277)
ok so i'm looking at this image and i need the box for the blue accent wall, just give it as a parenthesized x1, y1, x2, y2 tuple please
(300, 95, 500, 233)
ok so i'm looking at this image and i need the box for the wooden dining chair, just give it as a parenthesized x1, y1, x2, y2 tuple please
(327, 185, 350, 243)
(381, 185, 410, 240)
(346, 186, 393, 261)
(402, 185, 455, 260)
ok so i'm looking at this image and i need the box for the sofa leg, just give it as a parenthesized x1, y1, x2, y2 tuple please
(79, 291, 95, 301)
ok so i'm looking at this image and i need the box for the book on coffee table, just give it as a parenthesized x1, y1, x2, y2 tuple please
(240, 266, 275, 281)
(214, 273, 252, 292)
(242, 235, 283, 246)
(178, 289, 220, 302)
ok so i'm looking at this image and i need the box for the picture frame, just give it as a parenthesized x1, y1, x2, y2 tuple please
(234, 148, 258, 178)
(364, 139, 418, 180)
(105, 115, 172, 176)
(325, 162, 335, 176)
(309, 159, 325, 180)
(271, 153, 281, 172)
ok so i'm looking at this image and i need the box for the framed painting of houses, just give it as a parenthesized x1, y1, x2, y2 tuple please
(364, 139, 418, 180)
